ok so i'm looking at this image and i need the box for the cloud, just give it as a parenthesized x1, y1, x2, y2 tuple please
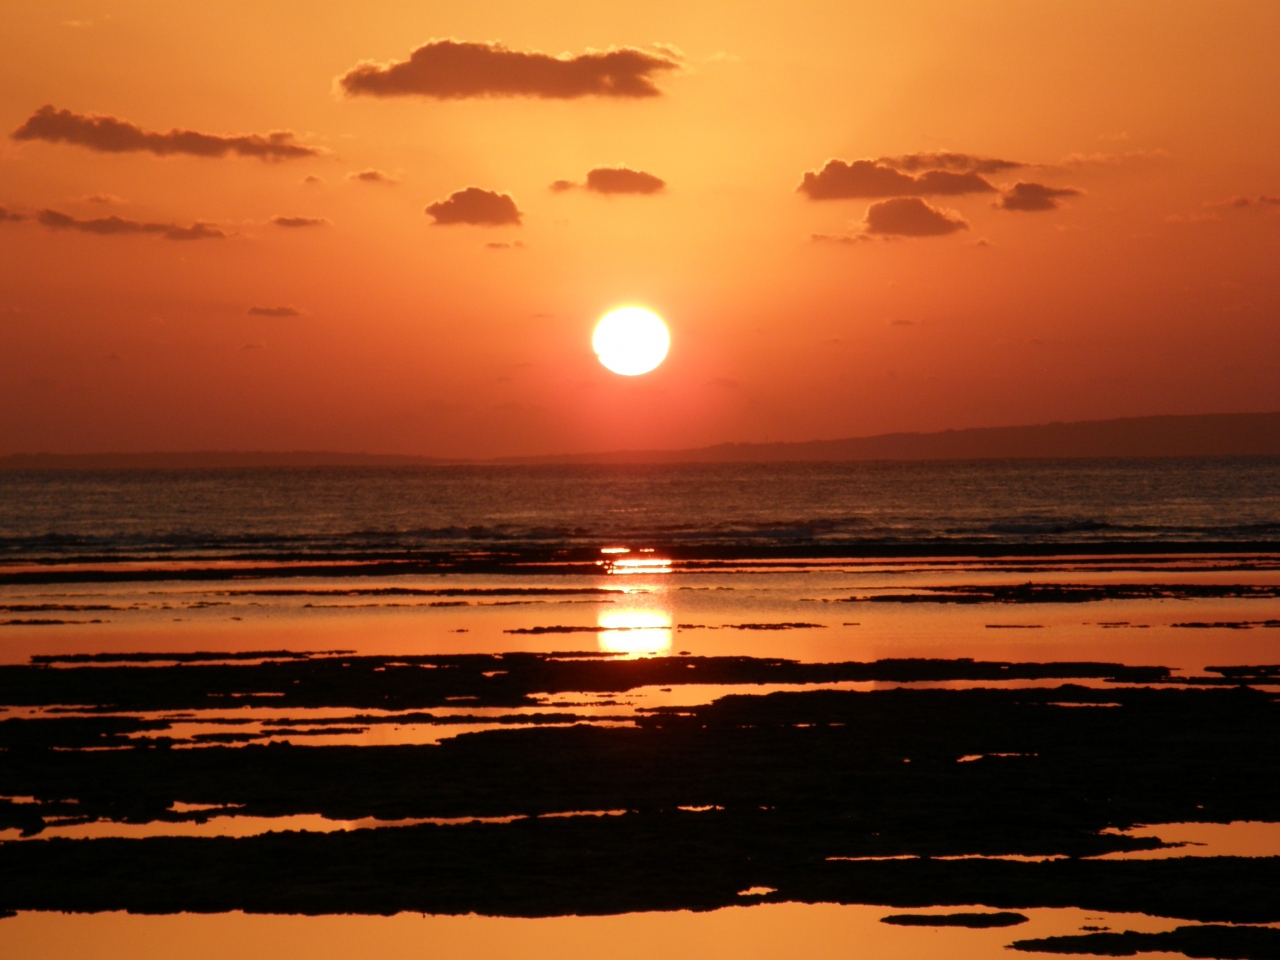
(348, 169, 396, 184)
(36, 209, 225, 240)
(11, 105, 319, 160)
(270, 215, 329, 228)
(864, 197, 968, 237)
(247, 306, 301, 317)
(998, 182, 1081, 212)
(879, 152, 1023, 175)
(552, 166, 666, 194)
(799, 159, 996, 199)
(81, 193, 124, 204)
(303, 175, 325, 185)
(337, 39, 678, 99)
(164, 223, 226, 240)
(810, 232, 872, 245)
(0, 206, 24, 222)
(585, 166, 665, 194)
(425, 187, 521, 226)
(485, 240, 525, 249)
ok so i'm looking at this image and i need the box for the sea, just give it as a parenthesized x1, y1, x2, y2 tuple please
(3, 457, 1280, 564)
(3, 457, 1280, 960)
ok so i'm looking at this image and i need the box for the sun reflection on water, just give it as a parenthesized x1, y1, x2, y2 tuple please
(597, 607, 672, 657)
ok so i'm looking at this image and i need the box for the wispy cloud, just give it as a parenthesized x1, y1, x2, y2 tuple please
(810, 232, 872, 245)
(12, 105, 319, 160)
(879, 152, 1023, 175)
(347, 169, 397, 184)
(35, 209, 225, 240)
(270, 215, 329, 228)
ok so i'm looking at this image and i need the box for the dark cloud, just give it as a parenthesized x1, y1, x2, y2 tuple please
(864, 198, 968, 237)
(880, 152, 1023, 175)
(82, 193, 123, 204)
(549, 180, 576, 193)
(11, 105, 319, 160)
(36, 209, 225, 240)
(247, 306, 301, 317)
(485, 240, 525, 249)
(270, 215, 329, 228)
(348, 169, 396, 184)
(0, 207, 24, 222)
(585, 166, 665, 194)
(998, 182, 1081, 212)
(338, 40, 678, 99)
(302, 175, 325, 185)
(425, 187, 521, 226)
(799, 159, 996, 200)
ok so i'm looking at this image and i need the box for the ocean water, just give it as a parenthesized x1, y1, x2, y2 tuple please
(2, 457, 1279, 564)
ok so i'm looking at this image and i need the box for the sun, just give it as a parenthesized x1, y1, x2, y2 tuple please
(593, 307, 670, 376)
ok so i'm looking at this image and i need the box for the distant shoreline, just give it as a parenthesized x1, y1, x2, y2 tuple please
(3, 411, 1279, 470)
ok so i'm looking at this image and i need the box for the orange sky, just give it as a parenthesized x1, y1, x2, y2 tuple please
(1, 1, 1278, 458)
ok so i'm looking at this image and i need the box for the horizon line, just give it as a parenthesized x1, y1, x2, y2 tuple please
(3, 410, 1280, 468)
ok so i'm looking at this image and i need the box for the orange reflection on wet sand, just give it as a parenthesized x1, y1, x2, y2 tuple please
(0, 903, 1198, 960)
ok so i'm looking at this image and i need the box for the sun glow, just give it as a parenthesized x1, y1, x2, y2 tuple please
(592, 307, 670, 376)
(597, 608, 673, 656)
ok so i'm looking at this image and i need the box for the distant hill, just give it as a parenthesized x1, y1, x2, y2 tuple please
(504, 412, 1280, 464)
(4, 413, 1279, 470)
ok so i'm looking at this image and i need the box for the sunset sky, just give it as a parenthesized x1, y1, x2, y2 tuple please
(2, 1, 1278, 458)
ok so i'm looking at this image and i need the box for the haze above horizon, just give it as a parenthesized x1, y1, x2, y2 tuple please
(4, 411, 1279, 468)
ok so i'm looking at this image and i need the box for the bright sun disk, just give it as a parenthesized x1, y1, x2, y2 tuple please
(593, 307, 670, 376)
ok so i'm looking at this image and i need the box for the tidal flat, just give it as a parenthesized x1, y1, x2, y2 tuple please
(3, 462, 1280, 958)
